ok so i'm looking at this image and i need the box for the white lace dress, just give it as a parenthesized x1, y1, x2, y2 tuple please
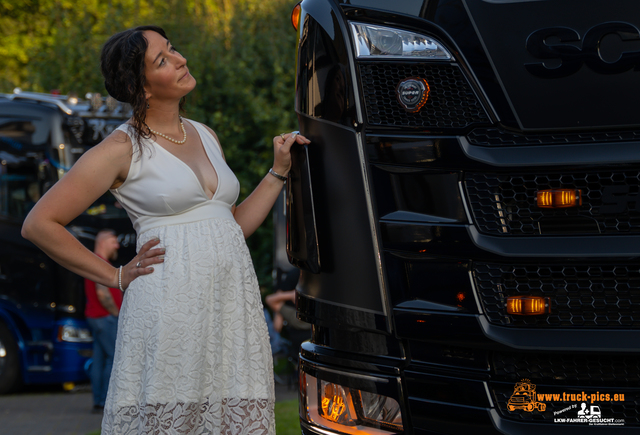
(102, 121, 275, 434)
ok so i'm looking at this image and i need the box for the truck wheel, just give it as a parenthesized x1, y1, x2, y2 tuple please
(0, 322, 21, 394)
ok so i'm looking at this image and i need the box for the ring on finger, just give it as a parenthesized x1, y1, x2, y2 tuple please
(280, 133, 286, 140)
(136, 261, 142, 268)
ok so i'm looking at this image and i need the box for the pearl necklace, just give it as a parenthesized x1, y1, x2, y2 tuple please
(145, 117, 187, 144)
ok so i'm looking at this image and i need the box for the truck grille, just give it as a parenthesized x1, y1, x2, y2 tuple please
(467, 127, 640, 146)
(474, 263, 640, 328)
(359, 62, 489, 129)
(465, 170, 640, 236)
(492, 351, 640, 387)
(492, 384, 639, 425)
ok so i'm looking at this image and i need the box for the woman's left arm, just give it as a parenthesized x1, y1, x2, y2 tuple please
(233, 132, 310, 238)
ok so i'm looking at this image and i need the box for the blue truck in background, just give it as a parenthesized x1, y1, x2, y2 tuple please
(0, 90, 135, 393)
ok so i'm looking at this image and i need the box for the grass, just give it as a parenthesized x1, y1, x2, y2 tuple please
(275, 399, 301, 435)
(85, 399, 300, 435)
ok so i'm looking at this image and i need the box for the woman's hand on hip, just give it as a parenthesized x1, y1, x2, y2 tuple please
(119, 238, 165, 290)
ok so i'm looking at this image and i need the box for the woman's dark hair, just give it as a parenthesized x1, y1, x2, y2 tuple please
(100, 25, 184, 147)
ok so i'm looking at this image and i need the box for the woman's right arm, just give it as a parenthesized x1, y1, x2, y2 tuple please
(21, 131, 163, 290)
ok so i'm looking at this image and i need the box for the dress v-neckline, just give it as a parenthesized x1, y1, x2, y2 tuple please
(151, 121, 220, 201)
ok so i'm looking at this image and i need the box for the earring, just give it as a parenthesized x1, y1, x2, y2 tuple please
(146, 102, 150, 109)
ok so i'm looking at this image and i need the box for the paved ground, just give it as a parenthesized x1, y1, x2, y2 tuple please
(0, 381, 298, 435)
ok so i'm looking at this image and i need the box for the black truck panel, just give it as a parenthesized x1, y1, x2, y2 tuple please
(289, 0, 640, 433)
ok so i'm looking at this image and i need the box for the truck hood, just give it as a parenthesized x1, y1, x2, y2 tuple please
(463, 0, 640, 130)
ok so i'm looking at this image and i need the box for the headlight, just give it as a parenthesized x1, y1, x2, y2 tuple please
(301, 372, 403, 434)
(350, 22, 452, 60)
(58, 325, 93, 343)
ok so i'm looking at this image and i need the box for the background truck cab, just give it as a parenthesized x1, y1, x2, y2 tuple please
(286, 0, 640, 434)
(0, 90, 135, 393)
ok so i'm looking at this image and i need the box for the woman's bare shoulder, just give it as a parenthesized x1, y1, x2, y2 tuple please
(199, 123, 217, 137)
(96, 127, 133, 155)
(74, 127, 134, 188)
(195, 122, 225, 158)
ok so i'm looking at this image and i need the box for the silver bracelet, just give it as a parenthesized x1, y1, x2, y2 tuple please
(268, 168, 287, 182)
(118, 265, 124, 291)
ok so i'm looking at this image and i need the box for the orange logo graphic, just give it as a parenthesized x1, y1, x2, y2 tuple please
(507, 379, 547, 412)
(506, 379, 626, 425)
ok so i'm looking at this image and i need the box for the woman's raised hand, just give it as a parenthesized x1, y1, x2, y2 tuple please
(119, 238, 165, 291)
(272, 131, 311, 177)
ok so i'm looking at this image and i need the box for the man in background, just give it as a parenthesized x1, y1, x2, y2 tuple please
(265, 270, 311, 351)
(84, 229, 122, 413)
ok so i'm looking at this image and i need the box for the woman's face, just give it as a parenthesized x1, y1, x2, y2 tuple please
(143, 30, 196, 104)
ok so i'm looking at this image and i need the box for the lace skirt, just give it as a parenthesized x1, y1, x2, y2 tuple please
(101, 218, 275, 434)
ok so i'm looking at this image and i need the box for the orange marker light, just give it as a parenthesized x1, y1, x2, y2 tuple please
(536, 189, 582, 208)
(291, 3, 302, 31)
(506, 296, 550, 315)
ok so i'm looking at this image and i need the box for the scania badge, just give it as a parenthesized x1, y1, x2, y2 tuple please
(396, 77, 430, 113)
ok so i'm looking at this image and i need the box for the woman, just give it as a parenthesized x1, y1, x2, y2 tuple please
(22, 25, 309, 434)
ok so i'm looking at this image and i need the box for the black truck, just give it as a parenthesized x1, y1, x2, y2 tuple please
(0, 91, 135, 393)
(286, 0, 640, 433)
